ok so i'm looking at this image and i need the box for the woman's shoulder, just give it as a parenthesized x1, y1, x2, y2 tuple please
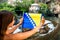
(4, 34, 13, 40)
(4, 34, 24, 40)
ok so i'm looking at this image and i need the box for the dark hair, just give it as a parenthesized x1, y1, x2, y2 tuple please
(0, 10, 14, 40)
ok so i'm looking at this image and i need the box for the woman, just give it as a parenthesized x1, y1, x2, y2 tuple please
(0, 10, 43, 40)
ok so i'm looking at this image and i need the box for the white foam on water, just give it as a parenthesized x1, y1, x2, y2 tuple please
(39, 20, 56, 36)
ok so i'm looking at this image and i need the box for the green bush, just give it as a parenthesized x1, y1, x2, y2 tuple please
(39, 3, 48, 14)
(0, 2, 15, 12)
(0, 2, 18, 17)
(15, 0, 34, 12)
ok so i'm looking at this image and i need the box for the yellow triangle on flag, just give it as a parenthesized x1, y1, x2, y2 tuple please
(29, 13, 42, 26)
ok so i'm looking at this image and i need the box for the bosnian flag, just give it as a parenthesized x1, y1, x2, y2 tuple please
(22, 13, 42, 29)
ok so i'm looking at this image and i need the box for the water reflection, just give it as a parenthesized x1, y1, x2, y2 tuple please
(26, 16, 60, 40)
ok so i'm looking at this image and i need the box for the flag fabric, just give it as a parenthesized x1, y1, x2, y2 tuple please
(22, 13, 42, 29)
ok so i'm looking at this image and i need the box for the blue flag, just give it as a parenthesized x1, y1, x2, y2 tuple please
(22, 13, 42, 29)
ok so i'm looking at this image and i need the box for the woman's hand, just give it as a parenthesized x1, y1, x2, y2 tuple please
(5, 18, 24, 34)
(19, 17, 23, 25)
(36, 16, 45, 29)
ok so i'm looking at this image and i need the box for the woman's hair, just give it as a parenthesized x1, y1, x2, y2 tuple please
(0, 10, 14, 40)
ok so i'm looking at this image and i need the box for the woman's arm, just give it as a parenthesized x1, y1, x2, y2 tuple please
(6, 18, 23, 34)
(6, 17, 44, 40)
(10, 22, 42, 40)
(5, 24, 42, 40)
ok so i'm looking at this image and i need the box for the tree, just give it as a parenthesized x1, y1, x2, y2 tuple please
(15, 0, 34, 12)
